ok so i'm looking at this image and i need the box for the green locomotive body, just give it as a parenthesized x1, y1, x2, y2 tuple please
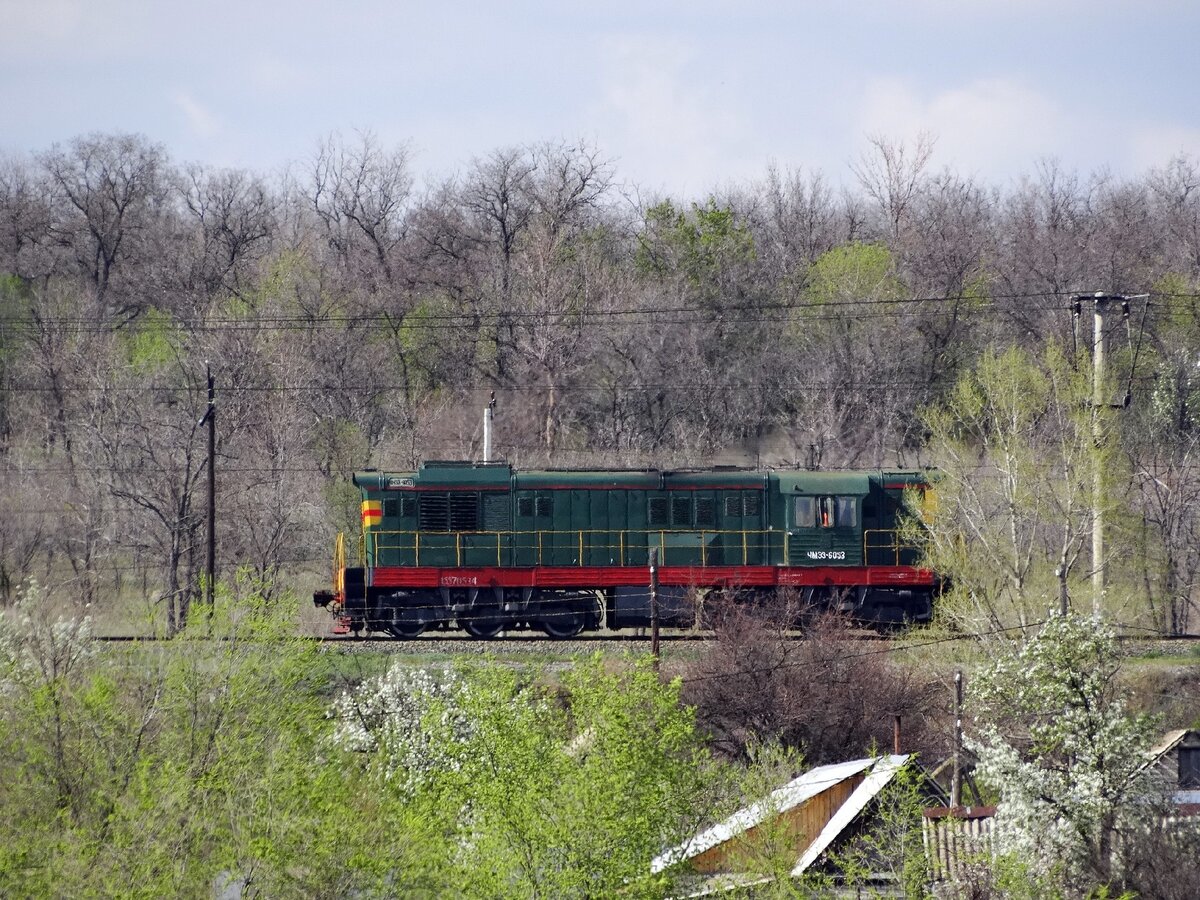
(315, 461, 935, 638)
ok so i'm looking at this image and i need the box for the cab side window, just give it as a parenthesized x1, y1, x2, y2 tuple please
(794, 496, 816, 527)
(797, 496, 858, 528)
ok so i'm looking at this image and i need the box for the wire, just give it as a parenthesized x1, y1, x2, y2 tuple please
(0, 293, 1096, 337)
(0, 289, 1078, 328)
(6, 288, 1197, 335)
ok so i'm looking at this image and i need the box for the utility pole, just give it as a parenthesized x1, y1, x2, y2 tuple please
(1076, 292, 1135, 616)
(951, 669, 963, 808)
(1086, 293, 1128, 615)
(649, 547, 660, 670)
(483, 391, 496, 462)
(1092, 294, 1108, 612)
(204, 363, 216, 610)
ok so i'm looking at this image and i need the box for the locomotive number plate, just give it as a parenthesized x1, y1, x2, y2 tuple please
(806, 550, 847, 560)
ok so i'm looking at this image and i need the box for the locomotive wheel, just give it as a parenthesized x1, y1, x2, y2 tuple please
(385, 622, 426, 639)
(461, 616, 506, 639)
(538, 611, 586, 639)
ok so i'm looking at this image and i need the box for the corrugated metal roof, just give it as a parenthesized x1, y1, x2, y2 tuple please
(792, 754, 911, 876)
(651, 758, 876, 874)
(1149, 728, 1190, 759)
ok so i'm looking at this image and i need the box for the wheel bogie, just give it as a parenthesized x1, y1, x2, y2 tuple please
(536, 613, 587, 639)
(357, 587, 603, 640)
(351, 583, 930, 640)
(460, 614, 508, 639)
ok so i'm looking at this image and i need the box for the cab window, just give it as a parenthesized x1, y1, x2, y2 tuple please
(796, 496, 858, 528)
(794, 496, 816, 527)
(834, 497, 857, 528)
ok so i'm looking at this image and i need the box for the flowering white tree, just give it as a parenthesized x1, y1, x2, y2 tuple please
(968, 614, 1162, 894)
(330, 664, 473, 798)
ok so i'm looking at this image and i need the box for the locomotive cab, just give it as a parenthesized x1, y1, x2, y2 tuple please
(776, 471, 869, 566)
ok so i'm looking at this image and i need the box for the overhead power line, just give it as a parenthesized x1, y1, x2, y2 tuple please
(0, 289, 1065, 324)
(0, 288, 1116, 334)
(4, 287, 1196, 333)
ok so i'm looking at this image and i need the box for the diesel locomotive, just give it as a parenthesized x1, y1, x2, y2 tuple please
(313, 461, 937, 638)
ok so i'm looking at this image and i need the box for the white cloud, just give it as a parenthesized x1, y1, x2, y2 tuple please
(857, 77, 1067, 181)
(170, 91, 221, 140)
(589, 34, 755, 197)
(856, 76, 1200, 180)
(1129, 124, 1200, 171)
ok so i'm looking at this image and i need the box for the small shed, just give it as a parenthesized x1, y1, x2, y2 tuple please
(653, 755, 930, 895)
(1148, 728, 1200, 805)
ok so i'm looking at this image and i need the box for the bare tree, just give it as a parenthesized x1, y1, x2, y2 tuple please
(994, 159, 1099, 345)
(681, 602, 944, 764)
(851, 132, 937, 244)
(1148, 154, 1200, 275)
(0, 459, 48, 603)
(0, 153, 55, 279)
(181, 165, 277, 300)
(498, 142, 615, 451)
(462, 145, 537, 307)
(1129, 450, 1200, 635)
(1090, 173, 1160, 293)
(99, 360, 209, 634)
(746, 164, 839, 288)
(39, 133, 170, 313)
(16, 282, 117, 607)
(309, 131, 412, 289)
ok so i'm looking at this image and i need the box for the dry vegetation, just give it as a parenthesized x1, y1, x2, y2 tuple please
(2, 132, 1200, 636)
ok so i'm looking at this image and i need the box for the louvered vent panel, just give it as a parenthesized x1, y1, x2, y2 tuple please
(648, 497, 668, 526)
(449, 493, 479, 531)
(419, 494, 450, 531)
(671, 495, 691, 527)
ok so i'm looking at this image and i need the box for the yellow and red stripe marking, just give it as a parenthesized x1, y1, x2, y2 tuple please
(361, 499, 382, 528)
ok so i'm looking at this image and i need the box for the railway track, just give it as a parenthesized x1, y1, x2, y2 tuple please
(93, 631, 744, 645)
(92, 631, 1200, 648)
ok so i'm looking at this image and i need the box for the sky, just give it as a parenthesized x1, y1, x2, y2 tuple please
(2, 0, 1199, 198)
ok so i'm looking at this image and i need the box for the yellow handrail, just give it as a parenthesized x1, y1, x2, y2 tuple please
(334, 531, 345, 595)
(862, 529, 917, 566)
(366, 528, 798, 567)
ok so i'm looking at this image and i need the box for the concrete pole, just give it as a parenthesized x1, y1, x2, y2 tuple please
(649, 547, 660, 670)
(205, 363, 216, 612)
(1092, 295, 1108, 614)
